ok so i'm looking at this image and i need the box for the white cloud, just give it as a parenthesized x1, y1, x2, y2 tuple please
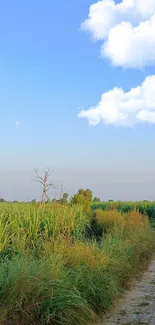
(103, 15, 155, 68)
(16, 121, 20, 127)
(78, 75, 155, 126)
(81, 0, 155, 68)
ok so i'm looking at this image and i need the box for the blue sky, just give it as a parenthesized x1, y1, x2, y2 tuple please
(1, 0, 155, 201)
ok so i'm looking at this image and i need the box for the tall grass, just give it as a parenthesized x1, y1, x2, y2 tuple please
(0, 203, 90, 257)
(0, 202, 155, 324)
(92, 200, 155, 220)
(0, 256, 93, 325)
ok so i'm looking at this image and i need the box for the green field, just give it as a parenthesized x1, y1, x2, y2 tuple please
(0, 201, 155, 324)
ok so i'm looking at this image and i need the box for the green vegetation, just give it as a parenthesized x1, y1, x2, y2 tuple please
(71, 189, 93, 215)
(0, 199, 155, 324)
(92, 201, 155, 226)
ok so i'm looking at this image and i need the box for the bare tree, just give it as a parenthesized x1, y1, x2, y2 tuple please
(32, 168, 59, 205)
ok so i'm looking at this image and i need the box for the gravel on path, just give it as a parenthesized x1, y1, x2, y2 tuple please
(97, 259, 155, 325)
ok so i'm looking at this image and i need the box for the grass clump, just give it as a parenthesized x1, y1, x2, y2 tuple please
(0, 256, 93, 325)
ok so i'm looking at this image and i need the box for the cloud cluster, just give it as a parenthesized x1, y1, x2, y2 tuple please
(78, 75, 155, 126)
(81, 0, 155, 68)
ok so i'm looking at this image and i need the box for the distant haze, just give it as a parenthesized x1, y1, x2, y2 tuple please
(1, 167, 155, 202)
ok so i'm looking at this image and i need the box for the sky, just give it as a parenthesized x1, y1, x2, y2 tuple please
(0, 0, 155, 201)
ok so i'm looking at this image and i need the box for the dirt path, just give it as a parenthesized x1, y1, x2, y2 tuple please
(98, 259, 155, 325)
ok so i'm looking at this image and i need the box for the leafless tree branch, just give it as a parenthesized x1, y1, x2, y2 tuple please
(32, 168, 59, 205)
